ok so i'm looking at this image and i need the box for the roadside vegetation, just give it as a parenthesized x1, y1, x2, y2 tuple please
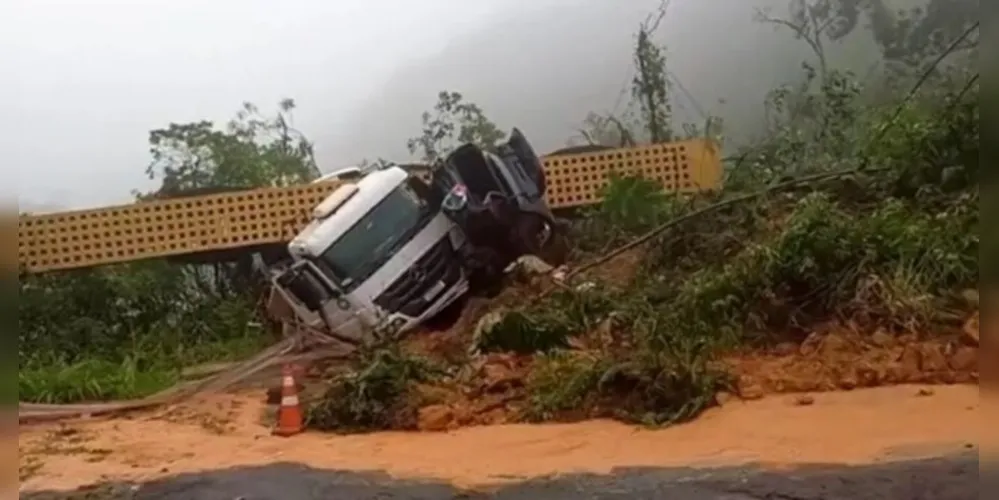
(20, 0, 978, 430)
(18, 101, 319, 403)
(304, 1, 979, 431)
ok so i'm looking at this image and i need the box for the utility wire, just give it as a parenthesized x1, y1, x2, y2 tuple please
(666, 70, 709, 123)
(566, 21, 981, 280)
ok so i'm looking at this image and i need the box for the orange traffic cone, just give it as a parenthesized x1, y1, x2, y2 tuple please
(273, 364, 304, 437)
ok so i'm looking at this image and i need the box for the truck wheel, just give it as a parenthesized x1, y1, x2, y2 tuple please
(541, 232, 570, 266)
(513, 212, 569, 266)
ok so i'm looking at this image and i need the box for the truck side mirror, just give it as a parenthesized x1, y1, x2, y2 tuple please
(442, 184, 468, 210)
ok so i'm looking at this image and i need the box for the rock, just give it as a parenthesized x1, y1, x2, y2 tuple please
(736, 376, 765, 400)
(856, 365, 883, 387)
(508, 255, 554, 275)
(916, 388, 935, 397)
(783, 378, 823, 393)
(819, 334, 849, 356)
(450, 405, 475, 428)
(414, 384, 454, 406)
(920, 344, 949, 372)
(417, 405, 453, 432)
(715, 391, 734, 406)
(552, 265, 569, 281)
(898, 343, 951, 380)
(899, 345, 923, 381)
(480, 408, 510, 425)
(963, 312, 979, 346)
(773, 342, 798, 356)
(882, 365, 904, 384)
(799, 332, 824, 356)
(474, 310, 507, 338)
(869, 329, 895, 348)
(592, 317, 617, 349)
(481, 361, 521, 393)
(469, 310, 509, 355)
(481, 352, 519, 371)
(793, 395, 815, 406)
(949, 346, 978, 372)
(961, 289, 979, 307)
(838, 373, 858, 390)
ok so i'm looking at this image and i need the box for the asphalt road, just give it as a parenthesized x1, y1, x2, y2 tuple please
(22, 452, 978, 500)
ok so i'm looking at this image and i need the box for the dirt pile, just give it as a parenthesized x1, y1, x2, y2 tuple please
(405, 321, 980, 432)
(415, 353, 532, 431)
(288, 262, 981, 434)
(727, 328, 978, 399)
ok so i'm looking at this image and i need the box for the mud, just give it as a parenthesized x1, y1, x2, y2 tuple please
(726, 328, 978, 398)
(404, 327, 979, 431)
(19, 384, 978, 493)
(397, 267, 981, 430)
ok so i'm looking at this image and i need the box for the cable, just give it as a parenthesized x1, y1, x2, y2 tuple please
(666, 70, 709, 123)
(864, 21, 979, 151)
(566, 21, 981, 281)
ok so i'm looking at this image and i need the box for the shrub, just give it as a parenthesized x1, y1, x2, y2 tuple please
(305, 348, 442, 433)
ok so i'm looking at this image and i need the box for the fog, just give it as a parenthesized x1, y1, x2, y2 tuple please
(5, 0, 889, 212)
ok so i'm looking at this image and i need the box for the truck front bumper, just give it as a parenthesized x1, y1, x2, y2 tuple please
(409, 271, 470, 327)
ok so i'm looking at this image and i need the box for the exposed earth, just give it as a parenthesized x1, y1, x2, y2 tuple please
(398, 320, 979, 431)
(19, 384, 978, 497)
(16, 279, 983, 498)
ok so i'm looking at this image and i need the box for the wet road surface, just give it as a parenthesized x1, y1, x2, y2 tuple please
(22, 451, 978, 500)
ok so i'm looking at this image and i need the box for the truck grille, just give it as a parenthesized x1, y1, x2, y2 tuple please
(374, 238, 461, 318)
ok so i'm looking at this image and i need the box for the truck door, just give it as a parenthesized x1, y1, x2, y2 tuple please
(490, 152, 541, 207)
(506, 128, 546, 195)
(428, 162, 462, 208)
(447, 144, 506, 204)
(278, 260, 367, 343)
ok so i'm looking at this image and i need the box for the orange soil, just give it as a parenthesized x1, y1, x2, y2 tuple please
(400, 323, 979, 431)
(16, 283, 984, 493)
(19, 384, 978, 493)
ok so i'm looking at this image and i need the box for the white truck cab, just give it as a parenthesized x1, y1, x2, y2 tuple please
(281, 166, 468, 343)
(267, 128, 559, 345)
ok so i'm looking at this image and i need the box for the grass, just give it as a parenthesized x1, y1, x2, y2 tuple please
(19, 335, 270, 404)
(523, 352, 608, 422)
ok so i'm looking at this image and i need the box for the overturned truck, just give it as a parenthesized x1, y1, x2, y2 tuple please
(266, 129, 568, 346)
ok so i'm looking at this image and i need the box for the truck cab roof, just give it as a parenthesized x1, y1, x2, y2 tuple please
(312, 165, 365, 183)
(290, 166, 408, 258)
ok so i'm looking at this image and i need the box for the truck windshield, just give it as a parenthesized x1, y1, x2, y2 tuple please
(314, 182, 432, 293)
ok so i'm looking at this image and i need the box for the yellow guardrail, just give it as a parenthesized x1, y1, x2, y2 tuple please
(18, 138, 721, 273)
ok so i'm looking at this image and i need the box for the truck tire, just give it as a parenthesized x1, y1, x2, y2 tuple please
(541, 231, 570, 266)
(512, 211, 569, 266)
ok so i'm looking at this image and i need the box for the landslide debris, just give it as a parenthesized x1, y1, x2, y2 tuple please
(301, 65, 978, 434)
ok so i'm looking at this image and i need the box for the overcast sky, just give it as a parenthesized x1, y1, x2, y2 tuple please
(4, 0, 884, 212)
